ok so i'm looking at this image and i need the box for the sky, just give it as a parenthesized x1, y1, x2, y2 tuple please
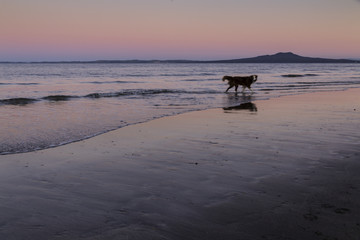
(1, 0, 360, 61)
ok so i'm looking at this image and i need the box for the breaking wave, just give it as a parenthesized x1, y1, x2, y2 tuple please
(0, 98, 39, 105)
(0, 89, 221, 106)
(0, 82, 39, 85)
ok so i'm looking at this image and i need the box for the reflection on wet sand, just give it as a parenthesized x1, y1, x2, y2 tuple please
(223, 92, 256, 110)
(223, 102, 258, 112)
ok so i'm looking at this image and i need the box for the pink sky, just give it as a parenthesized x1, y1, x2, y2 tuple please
(1, 0, 360, 61)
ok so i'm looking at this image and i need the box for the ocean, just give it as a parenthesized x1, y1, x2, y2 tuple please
(0, 63, 359, 155)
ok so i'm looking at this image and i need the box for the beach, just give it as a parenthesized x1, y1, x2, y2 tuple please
(0, 88, 359, 239)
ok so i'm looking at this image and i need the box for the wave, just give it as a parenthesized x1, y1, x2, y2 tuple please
(181, 79, 200, 82)
(85, 80, 140, 84)
(160, 73, 217, 77)
(88, 72, 217, 78)
(0, 82, 39, 85)
(255, 80, 360, 92)
(281, 74, 319, 78)
(2, 78, 358, 107)
(84, 89, 219, 100)
(18, 83, 39, 85)
(123, 74, 152, 77)
(88, 74, 150, 78)
(295, 80, 360, 85)
(0, 95, 81, 106)
(0, 89, 219, 106)
(42, 95, 79, 101)
(85, 89, 192, 98)
(180, 78, 220, 82)
(0, 98, 38, 105)
(257, 80, 360, 87)
(23, 73, 64, 77)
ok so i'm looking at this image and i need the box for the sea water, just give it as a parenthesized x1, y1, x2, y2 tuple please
(0, 63, 359, 154)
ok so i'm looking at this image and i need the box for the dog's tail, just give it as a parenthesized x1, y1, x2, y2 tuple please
(222, 76, 228, 81)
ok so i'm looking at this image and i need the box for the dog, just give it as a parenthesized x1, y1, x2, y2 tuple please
(222, 75, 258, 93)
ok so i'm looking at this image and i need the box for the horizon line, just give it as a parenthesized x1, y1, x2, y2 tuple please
(0, 52, 359, 63)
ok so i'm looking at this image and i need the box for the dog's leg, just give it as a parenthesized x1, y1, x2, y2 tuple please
(225, 85, 233, 92)
(235, 85, 238, 92)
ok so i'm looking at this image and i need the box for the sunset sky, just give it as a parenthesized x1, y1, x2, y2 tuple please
(1, 0, 360, 61)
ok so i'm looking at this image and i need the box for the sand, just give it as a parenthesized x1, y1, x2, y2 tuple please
(0, 89, 360, 240)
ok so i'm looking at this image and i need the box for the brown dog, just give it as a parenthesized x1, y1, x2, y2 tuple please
(222, 75, 258, 93)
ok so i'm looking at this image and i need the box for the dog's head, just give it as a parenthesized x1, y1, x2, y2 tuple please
(222, 76, 230, 81)
(252, 75, 258, 83)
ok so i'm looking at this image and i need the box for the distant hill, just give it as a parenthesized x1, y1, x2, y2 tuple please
(213, 52, 358, 63)
(94, 52, 358, 64)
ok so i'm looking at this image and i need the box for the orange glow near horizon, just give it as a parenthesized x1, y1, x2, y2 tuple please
(1, 0, 360, 61)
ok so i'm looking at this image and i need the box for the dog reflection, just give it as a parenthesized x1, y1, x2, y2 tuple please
(223, 102, 257, 112)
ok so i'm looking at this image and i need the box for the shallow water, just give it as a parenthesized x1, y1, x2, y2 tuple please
(0, 63, 359, 154)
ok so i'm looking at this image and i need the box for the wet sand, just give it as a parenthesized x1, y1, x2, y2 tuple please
(0, 89, 360, 240)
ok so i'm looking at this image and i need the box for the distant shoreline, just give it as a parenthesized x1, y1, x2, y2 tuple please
(1, 52, 359, 64)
